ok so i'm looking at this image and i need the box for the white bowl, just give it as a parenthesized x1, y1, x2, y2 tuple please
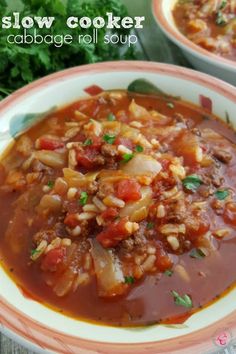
(0, 61, 236, 354)
(152, 0, 236, 86)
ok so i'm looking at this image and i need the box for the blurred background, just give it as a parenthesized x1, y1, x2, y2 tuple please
(0, 0, 191, 100)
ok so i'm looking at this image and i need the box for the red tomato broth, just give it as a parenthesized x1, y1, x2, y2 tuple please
(0, 90, 236, 326)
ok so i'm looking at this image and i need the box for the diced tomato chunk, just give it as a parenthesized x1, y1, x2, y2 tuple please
(115, 137, 134, 150)
(77, 142, 102, 169)
(100, 208, 119, 221)
(97, 218, 130, 248)
(73, 133, 86, 143)
(155, 244, 173, 271)
(185, 214, 210, 241)
(37, 137, 64, 150)
(160, 159, 171, 171)
(89, 136, 102, 150)
(148, 204, 157, 219)
(77, 148, 97, 169)
(64, 213, 79, 228)
(84, 85, 103, 96)
(116, 179, 141, 202)
(224, 203, 236, 226)
(41, 247, 66, 272)
(77, 152, 93, 169)
(199, 95, 212, 113)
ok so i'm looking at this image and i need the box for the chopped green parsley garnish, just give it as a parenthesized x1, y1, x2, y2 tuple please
(216, 11, 228, 26)
(164, 270, 173, 277)
(215, 189, 229, 200)
(182, 175, 203, 192)
(47, 180, 54, 189)
(147, 222, 154, 230)
(103, 134, 116, 145)
(107, 113, 116, 121)
(219, 0, 227, 10)
(79, 191, 88, 206)
(30, 249, 40, 257)
(122, 153, 134, 162)
(135, 145, 144, 152)
(83, 138, 93, 146)
(124, 276, 135, 284)
(171, 291, 193, 308)
(189, 248, 206, 259)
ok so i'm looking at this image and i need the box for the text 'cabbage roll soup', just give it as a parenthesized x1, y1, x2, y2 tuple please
(0, 89, 236, 326)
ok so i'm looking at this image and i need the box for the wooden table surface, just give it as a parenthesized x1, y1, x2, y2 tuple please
(1, 0, 191, 353)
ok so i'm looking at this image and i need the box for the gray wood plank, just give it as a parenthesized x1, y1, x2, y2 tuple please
(0, 332, 34, 354)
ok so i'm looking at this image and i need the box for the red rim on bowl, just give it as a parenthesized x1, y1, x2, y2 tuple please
(0, 61, 236, 354)
(152, 0, 236, 71)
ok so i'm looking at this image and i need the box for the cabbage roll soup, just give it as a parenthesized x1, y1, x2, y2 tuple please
(173, 0, 236, 61)
(1, 90, 236, 326)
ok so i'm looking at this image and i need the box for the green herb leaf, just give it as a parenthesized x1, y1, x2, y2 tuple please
(216, 11, 228, 26)
(182, 175, 203, 192)
(167, 102, 175, 109)
(128, 79, 180, 99)
(189, 248, 206, 259)
(135, 145, 144, 152)
(9, 108, 56, 138)
(215, 189, 229, 200)
(171, 291, 193, 308)
(0, 0, 136, 101)
(30, 249, 40, 257)
(225, 111, 231, 125)
(128, 79, 166, 96)
(122, 153, 134, 163)
(79, 191, 88, 206)
(83, 138, 93, 146)
(47, 181, 54, 189)
(164, 270, 173, 277)
(219, 0, 227, 10)
(107, 113, 116, 121)
(147, 222, 154, 230)
(124, 276, 135, 284)
(103, 134, 116, 145)
(128, 79, 168, 97)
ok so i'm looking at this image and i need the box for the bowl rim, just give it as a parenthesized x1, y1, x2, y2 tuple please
(0, 60, 236, 354)
(152, 0, 236, 71)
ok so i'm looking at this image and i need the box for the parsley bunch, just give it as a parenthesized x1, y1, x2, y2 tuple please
(0, 0, 136, 100)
